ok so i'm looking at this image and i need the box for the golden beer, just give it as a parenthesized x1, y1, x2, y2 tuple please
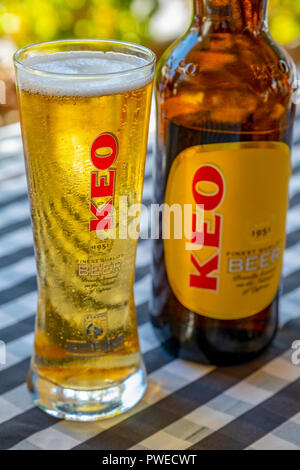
(14, 40, 155, 420)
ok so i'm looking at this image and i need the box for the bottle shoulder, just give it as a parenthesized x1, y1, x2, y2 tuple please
(156, 29, 297, 131)
(157, 30, 296, 87)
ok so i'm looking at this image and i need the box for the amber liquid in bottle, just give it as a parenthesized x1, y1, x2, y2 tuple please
(151, 0, 297, 365)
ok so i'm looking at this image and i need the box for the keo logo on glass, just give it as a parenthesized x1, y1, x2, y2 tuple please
(89, 133, 118, 234)
(0, 340, 6, 365)
(85, 312, 108, 344)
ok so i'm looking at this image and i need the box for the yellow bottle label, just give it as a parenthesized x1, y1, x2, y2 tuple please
(164, 142, 291, 320)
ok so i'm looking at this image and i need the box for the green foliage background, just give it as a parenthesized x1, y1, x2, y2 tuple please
(269, 0, 300, 44)
(0, 0, 159, 46)
(0, 0, 298, 47)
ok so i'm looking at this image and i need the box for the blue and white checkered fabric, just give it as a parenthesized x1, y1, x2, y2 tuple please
(0, 113, 300, 450)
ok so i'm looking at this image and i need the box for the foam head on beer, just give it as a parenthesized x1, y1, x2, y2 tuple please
(18, 51, 153, 96)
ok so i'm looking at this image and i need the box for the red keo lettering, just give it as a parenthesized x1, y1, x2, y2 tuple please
(89, 133, 118, 232)
(189, 164, 225, 291)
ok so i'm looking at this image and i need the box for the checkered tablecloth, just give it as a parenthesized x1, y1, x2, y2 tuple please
(0, 115, 300, 451)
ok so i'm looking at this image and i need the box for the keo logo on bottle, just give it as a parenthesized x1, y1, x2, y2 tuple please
(189, 164, 225, 292)
(89, 133, 118, 233)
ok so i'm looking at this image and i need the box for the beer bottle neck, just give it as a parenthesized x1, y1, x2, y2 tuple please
(193, 0, 267, 32)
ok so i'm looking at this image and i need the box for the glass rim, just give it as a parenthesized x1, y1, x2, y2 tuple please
(13, 39, 156, 80)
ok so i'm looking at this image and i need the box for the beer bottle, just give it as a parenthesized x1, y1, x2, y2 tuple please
(151, 0, 297, 365)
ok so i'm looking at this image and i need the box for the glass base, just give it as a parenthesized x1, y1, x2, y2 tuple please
(27, 363, 147, 422)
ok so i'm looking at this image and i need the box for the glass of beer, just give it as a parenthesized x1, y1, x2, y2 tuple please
(14, 39, 155, 421)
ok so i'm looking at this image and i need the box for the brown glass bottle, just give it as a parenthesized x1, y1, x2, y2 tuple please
(150, 0, 297, 365)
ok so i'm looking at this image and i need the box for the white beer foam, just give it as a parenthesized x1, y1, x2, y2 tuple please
(17, 51, 154, 96)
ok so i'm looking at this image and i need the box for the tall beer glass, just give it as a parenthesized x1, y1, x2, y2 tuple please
(14, 40, 155, 421)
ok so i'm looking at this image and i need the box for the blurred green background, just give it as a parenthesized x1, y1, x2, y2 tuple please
(0, 0, 299, 126)
(269, 0, 300, 45)
(0, 0, 299, 48)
